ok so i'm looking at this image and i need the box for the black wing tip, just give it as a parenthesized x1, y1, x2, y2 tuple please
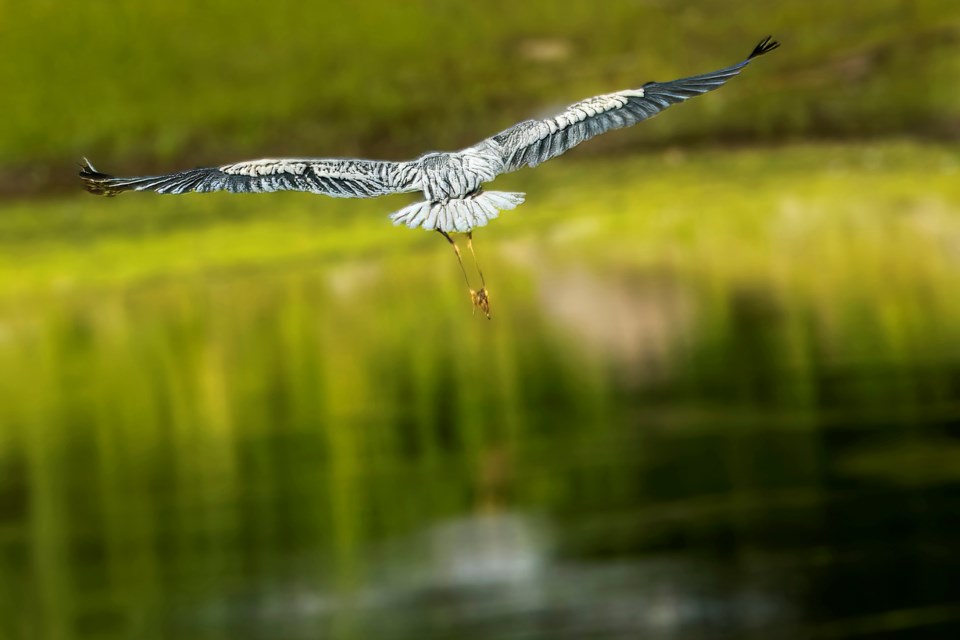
(748, 36, 780, 60)
(78, 158, 122, 196)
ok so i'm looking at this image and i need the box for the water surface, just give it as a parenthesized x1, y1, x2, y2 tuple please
(2, 146, 960, 639)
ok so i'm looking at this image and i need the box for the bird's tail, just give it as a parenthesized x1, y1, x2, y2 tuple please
(389, 191, 525, 232)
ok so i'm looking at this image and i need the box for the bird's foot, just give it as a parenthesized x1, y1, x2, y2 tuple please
(470, 288, 491, 319)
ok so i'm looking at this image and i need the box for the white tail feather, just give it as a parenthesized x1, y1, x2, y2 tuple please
(389, 191, 525, 232)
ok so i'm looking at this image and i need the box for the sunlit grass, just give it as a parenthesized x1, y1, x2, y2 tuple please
(516, 143, 960, 359)
(1, 141, 958, 435)
(2, 141, 958, 306)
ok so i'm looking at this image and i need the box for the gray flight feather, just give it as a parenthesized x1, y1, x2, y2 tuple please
(80, 157, 422, 198)
(490, 36, 780, 172)
(80, 37, 778, 233)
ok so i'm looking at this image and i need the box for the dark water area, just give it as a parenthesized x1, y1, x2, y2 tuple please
(2, 255, 960, 639)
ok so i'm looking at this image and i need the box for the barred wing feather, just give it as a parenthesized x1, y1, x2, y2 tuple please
(80, 157, 420, 198)
(492, 37, 779, 172)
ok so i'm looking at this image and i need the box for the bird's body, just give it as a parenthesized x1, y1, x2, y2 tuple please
(80, 37, 779, 316)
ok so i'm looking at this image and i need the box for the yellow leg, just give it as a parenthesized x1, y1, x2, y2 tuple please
(437, 230, 490, 319)
(466, 232, 491, 319)
(466, 232, 486, 288)
(438, 230, 472, 291)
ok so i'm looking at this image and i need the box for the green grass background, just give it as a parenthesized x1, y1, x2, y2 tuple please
(1, 0, 958, 176)
(3, 2, 960, 638)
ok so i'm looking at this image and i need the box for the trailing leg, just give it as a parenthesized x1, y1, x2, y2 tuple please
(466, 232, 491, 319)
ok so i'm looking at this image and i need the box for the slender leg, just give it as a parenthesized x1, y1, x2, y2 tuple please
(466, 232, 486, 288)
(466, 232, 491, 319)
(438, 230, 472, 289)
(437, 230, 491, 319)
(438, 230, 478, 308)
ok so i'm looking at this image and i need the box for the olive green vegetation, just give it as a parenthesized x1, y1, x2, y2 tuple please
(2, 142, 958, 297)
(2, 142, 959, 409)
(1, 141, 959, 466)
(4, 1, 960, 636)
(3, 142, 960, 638)
(1, 0, 958, 174)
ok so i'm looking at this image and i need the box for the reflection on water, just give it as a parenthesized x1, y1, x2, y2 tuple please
(188, 512, 795, 640)
(2, 246, 960, 639)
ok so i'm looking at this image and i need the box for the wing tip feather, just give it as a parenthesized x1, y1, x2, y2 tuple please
(748, 36, 780, 60)
(78, 158, 123, 196)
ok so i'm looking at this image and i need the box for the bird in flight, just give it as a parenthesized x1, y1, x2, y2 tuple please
(81, 36, 779, 318)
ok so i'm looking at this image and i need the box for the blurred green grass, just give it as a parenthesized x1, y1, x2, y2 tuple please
(4, 144, 960, 637)
(4, 142, 959, 500)
(3, 142, 958, 308)
(2, 142, 959, 427)
(1, 0, 958, 176)
(4, 5, 960, 637)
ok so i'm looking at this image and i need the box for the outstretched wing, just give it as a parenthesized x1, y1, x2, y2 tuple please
(490, 36, 779, 173)
(80, 157, 421, 198)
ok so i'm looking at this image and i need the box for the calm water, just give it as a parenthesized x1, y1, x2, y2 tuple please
(2, 244, 960, 639)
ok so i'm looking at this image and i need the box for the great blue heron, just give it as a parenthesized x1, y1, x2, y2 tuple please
(81, 36, 779, 318)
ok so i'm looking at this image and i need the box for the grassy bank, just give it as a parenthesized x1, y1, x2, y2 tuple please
(3, 141, 960, 413)
(2, 141, 958, 298)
